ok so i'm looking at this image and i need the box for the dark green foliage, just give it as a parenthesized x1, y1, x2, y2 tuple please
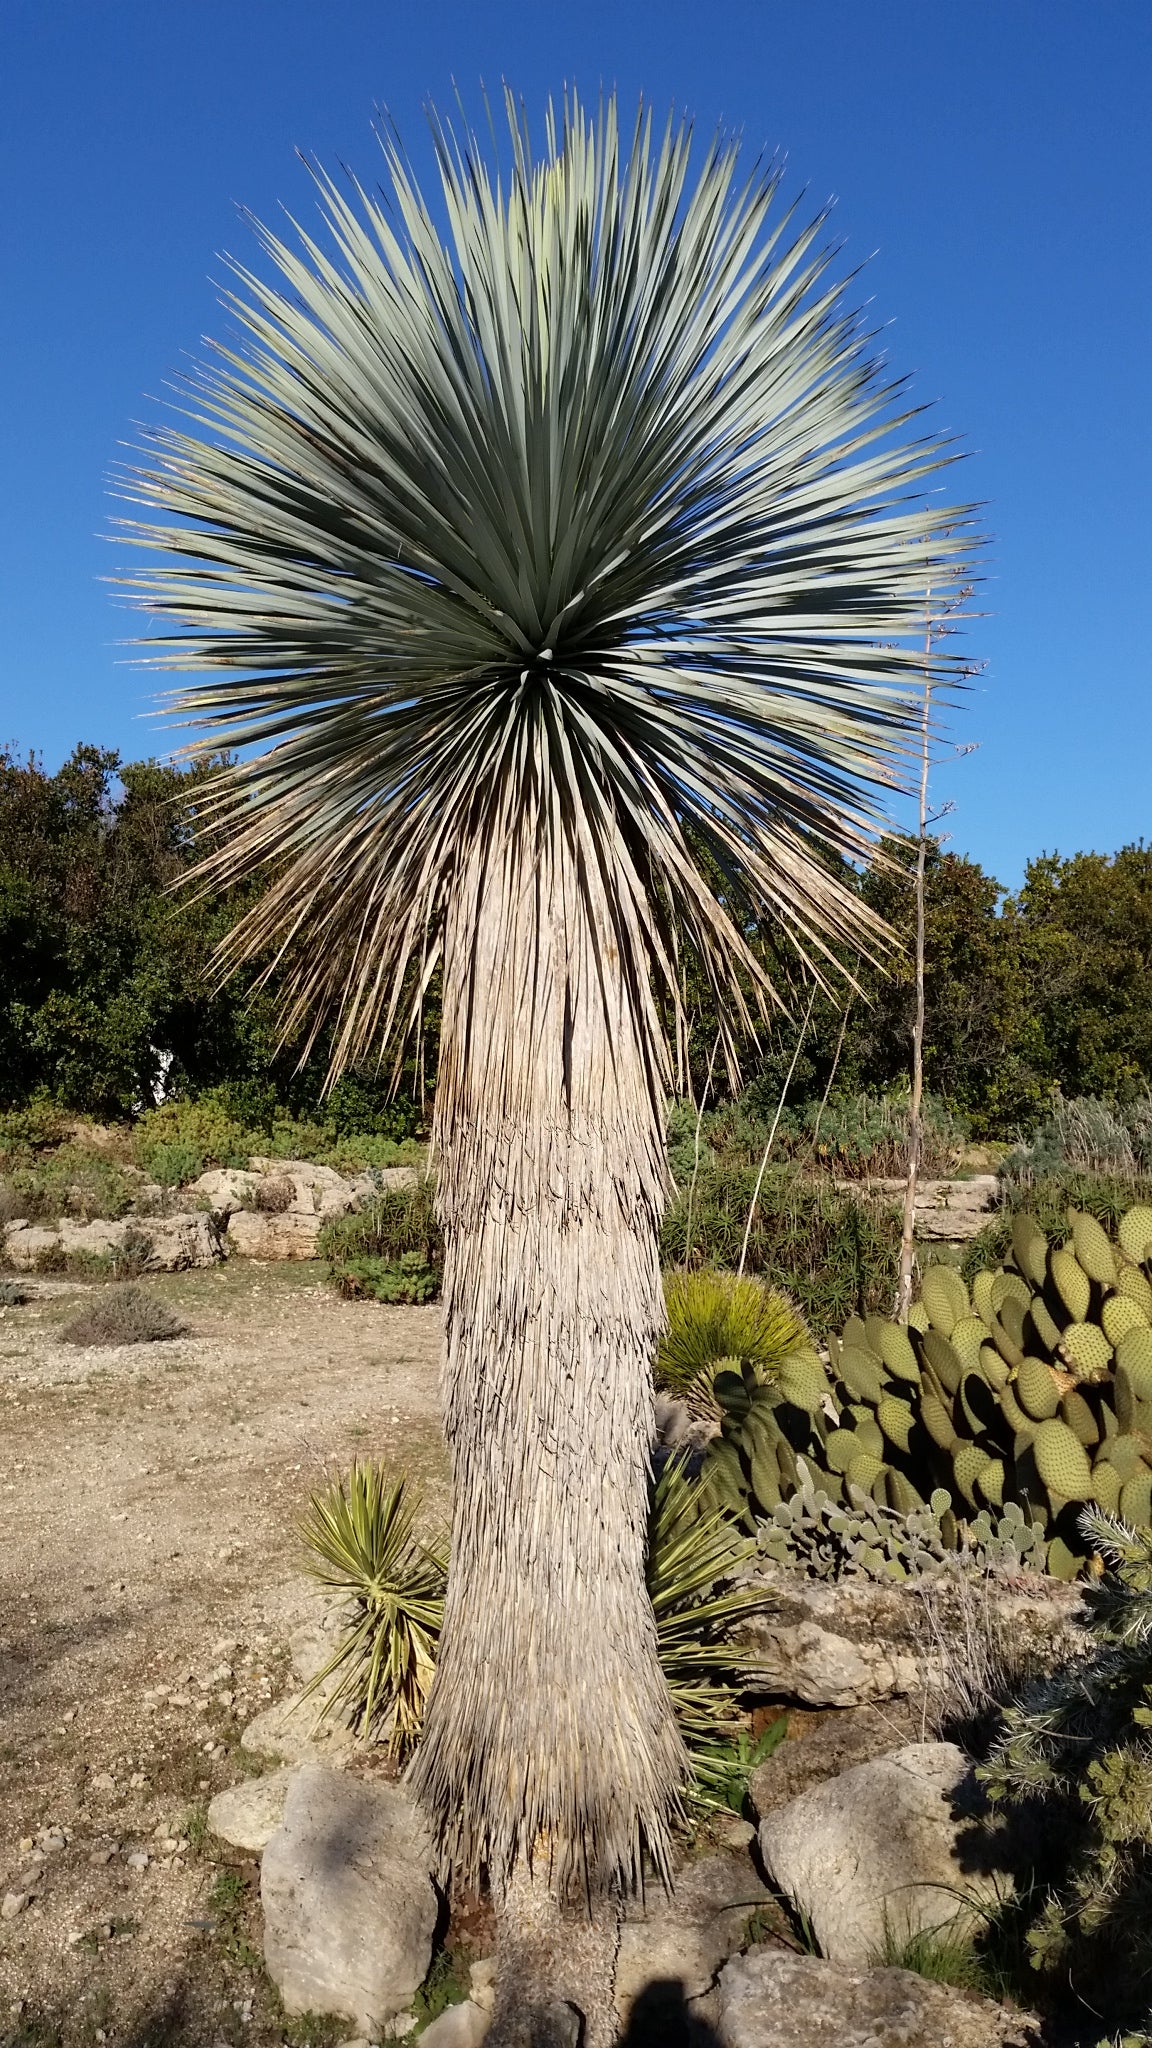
(318, 1180, 441, 1266)
(677, 837, 1152, 1142)
(0, 744, 432, 1125)
(3, 1144, 135, 1223)
(319, 1182, 443, 1302)
(661, 1162, 900, 1334)
(672, 1084, 965, 1182)
(333, 1254, 442, 1305)
(981, 1512, 1152, 2033)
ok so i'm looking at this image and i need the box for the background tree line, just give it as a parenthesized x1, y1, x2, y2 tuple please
(2, 741, 1149, 1138)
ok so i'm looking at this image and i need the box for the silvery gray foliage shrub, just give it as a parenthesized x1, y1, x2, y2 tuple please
(758, 1461, 1048, 1582)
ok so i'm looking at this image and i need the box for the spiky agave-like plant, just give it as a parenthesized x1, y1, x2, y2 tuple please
(120, 87, 971, 1972)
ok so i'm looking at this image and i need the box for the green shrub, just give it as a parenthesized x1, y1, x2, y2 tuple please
(8, 1145, 135, 1223)
(657, 1270, 812, 1417)
(661, 1163, 900, 1334)
(677, 1085, 966, 1183)
(133, 1092, 253, 1171)
(334, 1253, 441, 1304)
(318, 1179, 442, 1269)
(0, 1101, 71, 1160)
(318, 1132, 425, 1174)
(136, 1137, 205, 1187)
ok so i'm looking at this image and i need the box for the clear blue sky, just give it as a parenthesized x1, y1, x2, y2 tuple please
(1, 0, 1148, 889)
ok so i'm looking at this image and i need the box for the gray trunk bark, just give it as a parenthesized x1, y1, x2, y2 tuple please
(409, 822, 687, 1955)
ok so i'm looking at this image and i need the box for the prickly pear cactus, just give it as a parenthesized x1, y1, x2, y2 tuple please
(700, 1199, 1152, 1578)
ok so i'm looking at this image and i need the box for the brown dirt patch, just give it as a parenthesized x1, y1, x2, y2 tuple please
(0, 1261, 446, 2046)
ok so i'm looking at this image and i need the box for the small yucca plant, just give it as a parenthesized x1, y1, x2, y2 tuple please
(646, 1457, 781, 1808)
(303, 1457, 767, 1801)
(300, 1465, 447, 1757)
(658, 1269, 811, 1419)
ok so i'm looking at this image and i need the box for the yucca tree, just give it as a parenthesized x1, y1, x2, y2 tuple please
(122, 92, 970, 2041)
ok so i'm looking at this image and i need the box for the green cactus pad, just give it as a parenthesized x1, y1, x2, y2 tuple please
(845, 1452, 885, 1494)
(998, 1382, 1035, 1437)
(713, 1369, 751, 1417)
(1046, 1536, 1082, 1581)
(977, 1342, 1011, 1390)
(877, 1396, 914, 1454)
(839, 1346, 885, 1406)
(952, 1441, 990, 1508)
(864, 1316, 891, 1359)
(777, 1355, 829, 1411)
(922, 1264, 969, 1336)
(921, 1328, 963, 1394)
(1051, 1246, 1091, 1324)
(1060, 1388, 1100, 1447)
(1119, 1205, 1152, 1265)
(750, 1444, 782, 1512)
(951, 1315, 987, 1371)
(879, 1323, 921, 1382)
(996, 1270, 1033, 1313)
(1016, 1356, 1062, 1421)
(921, 1391, 957, 1451)
(1117, 1262, 1152, 1314)
(1116, 1327, 1152, 1392)
(885, 1470, 923, 1516)
(972, 1269, 998, 1324)
(825, 1427, 863, 1475)
(907, 1300, 931, 1334)
(1090, 1462, 1122, 1514)
(1012, 1214, 1050, 1290)
(1071, 1209, 1117, 1287)
(1027, 1294, 1063, 1358)
(977, 1457, 1006, 1508)
(1032, 1418, 1094, 1501)
(1120, 1469, 1152, 1527)
(1103, 1292, 1150, 1347)
(1060, 1321, 1114, 1380)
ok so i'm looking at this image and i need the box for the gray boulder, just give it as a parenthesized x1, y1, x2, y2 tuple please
(759, 1741, 1006, 1965)
(207, 1767, 296, 1852)
(418, 2004, 489, 2046)
(261, 1765, 436, 2031)
(615, 1851, 768, 2026)
(5, 1211, 221, 1273)
(240, 1688, 354, 1767)
(717, 1950, 1035, 2048)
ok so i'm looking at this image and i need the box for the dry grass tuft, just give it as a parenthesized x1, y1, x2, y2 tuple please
(60, 1283, 188, 1347)
(254, 1174, 294, 1213)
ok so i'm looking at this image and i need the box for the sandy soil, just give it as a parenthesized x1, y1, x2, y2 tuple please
(0, 1262, 447, 2048)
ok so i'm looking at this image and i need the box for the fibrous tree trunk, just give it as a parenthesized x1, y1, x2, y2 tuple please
(409, 801, 687, 2037)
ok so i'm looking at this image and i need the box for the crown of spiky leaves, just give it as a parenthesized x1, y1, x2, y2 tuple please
(120, 90, 973, 1081)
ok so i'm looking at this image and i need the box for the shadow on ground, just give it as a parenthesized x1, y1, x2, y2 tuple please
(618, 1978, 722, 2047)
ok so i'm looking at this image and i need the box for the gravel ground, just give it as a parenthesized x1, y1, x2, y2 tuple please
(0, 1262, 446, 2048)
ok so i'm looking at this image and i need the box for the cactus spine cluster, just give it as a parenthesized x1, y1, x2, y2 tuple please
(700, 1201, 1152, 1578)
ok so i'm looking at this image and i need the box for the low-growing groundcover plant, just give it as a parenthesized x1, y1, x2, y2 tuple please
(122, 85, 969, 2039)
(302, 1458, 777, 1815)
(981, 1510, 1152, 2038)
